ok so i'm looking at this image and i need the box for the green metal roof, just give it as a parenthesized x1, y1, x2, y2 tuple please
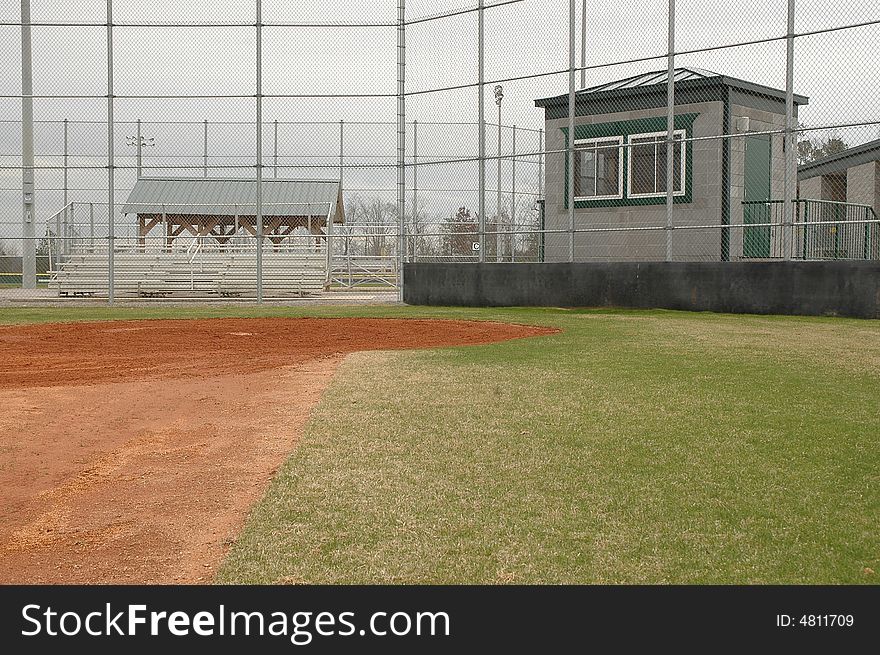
(122, 177, 344, 223)
(535, 67, 809, 107)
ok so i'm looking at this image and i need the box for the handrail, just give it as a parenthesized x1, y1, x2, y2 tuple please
(45, 201, 76, 274)
(185, 236, 201, 256)
(742, 198, 875, 211)
(187, 236, 203, 290)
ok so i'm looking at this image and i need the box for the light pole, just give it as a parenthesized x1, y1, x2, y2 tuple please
(494, 84, 503, 262)
(125, 129, 154, 179)
(126, 131, 155, 245)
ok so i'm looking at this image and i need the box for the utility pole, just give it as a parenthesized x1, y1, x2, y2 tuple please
(126, 128, 154, 179)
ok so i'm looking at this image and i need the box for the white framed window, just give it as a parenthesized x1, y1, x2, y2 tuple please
(627, 129, 686, 198)
(573, 136, 623, 200)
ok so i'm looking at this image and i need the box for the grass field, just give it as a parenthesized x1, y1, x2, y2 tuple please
(2, 304, 877, 584)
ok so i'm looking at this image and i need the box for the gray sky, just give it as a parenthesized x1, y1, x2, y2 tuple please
(0, 0, 878, 244)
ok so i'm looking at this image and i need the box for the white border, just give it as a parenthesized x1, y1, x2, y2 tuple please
(626, 129, 687, 199)
(573, 136, 624, 201)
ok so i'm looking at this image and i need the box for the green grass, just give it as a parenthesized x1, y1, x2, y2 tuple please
(3, 305, 878, 584)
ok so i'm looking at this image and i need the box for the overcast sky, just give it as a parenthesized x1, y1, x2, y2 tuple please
(0, 0, 878, 239)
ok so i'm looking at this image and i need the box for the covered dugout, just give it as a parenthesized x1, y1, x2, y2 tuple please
(122, 177, 345, 250)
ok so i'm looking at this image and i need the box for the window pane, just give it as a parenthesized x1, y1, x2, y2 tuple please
(596, 144, 620, 196)
(630, 140, 656, 195)
(657, 134, 684, 193)
(656, 139, 668, 192)
(656, 139, 670, 192)
(674, 138, 683, 192)
(575, 149, 596, 197)
(655, 135, 684, 193)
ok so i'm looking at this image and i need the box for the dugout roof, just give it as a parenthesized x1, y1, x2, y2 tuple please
(122, 177, 345, 224)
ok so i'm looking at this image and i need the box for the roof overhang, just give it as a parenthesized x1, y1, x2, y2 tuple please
(122, 177, 345, 224)
(798, 139, 880, 180)
(535, 75, 808, 109)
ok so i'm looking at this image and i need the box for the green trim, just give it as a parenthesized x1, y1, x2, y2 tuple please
(562, 113, 697, 209)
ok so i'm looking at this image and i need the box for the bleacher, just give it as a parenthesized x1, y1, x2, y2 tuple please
(49, 250, 329, 298)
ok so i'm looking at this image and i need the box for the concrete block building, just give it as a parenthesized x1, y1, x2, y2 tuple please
(798, 139, 879, 260)
(534, 67, 808, 261)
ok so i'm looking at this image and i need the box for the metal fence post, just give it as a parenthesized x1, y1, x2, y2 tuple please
(256, 0, 263, 302)
(567, 0, 576, 262)
(20, 0, 36, 289)
(64, 204, 70, 256)
(58, 118, 73, 258)
(412, 119, 418, 262)
(477, 0, 486, 263)
(63, 117, 68, 244)
(203, 119, 208, 178)
(511, 124, 516, 262)
(333, 120, 343, 277)
(55, 206, 62, 270)
(665, 0, 675, 261)
(538, 128, 544, 201)
(397, 0, 406, 300)
(89, 202, 95, 252)
(783, 0, 796, 261)
(339, 119, 344, 189)
(274, 119, 279, 178)
(233, 205, 239, 252)
(107, 0, 115, 304)
(496, 93, 502, 263)
(136, 118, 142, 177)
(580, 0, 586, 89)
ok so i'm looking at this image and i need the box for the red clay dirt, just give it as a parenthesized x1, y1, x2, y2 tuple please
(0, 317, 554, 584)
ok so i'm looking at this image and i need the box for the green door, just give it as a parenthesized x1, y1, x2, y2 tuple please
(743, 134, 772, 258)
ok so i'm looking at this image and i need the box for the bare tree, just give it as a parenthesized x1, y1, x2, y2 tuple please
(344, 195, 398, 257)
(407, 202, 436, 259)
(441, 206, 478, 257)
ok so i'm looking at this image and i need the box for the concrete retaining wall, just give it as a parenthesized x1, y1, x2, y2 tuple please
(403, 261, 880, 318)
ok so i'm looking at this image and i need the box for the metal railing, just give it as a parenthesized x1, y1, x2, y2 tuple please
(742, 199, 879, 260)
(1, 0, 878, 304)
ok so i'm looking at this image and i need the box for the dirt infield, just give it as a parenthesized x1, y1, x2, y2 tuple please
(0, 317, 554, 583)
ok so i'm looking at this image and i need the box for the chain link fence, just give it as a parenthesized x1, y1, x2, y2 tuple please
(0, 0, 877, 302)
